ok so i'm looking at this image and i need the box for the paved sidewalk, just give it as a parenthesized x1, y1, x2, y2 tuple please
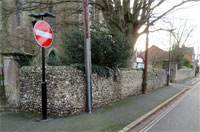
(0, 76, 199, 132)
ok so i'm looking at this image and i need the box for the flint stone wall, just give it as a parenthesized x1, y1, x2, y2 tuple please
(174, 69, 195, 82)
(19, 66, 167, 117)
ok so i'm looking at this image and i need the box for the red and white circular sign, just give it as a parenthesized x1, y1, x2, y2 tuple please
(33, 20, 53, 48)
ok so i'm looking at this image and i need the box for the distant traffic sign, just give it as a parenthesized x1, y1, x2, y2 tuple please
(33, 20, 53, 48)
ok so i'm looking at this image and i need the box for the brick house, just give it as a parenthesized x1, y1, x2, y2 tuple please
(133, 45, 167, 68)
(182, 45, 195, 66)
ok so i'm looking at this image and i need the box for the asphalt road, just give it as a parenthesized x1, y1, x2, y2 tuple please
(139, 82, 200, 132)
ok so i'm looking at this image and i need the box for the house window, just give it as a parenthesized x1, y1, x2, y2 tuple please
(16, 0, 21, 27)
(192, 55, 195, 62)
(47, 50, 56, 66)
(49, 50, 55, 59)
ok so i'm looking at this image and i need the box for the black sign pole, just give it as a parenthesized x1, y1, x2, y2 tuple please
(40, 16, 47, 120)
(29, 12, 55, 121)
(41, 47, 47, 120)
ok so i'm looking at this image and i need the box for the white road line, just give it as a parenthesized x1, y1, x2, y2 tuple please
(36, 30, 52, 39)
(139, 90, 190, 132)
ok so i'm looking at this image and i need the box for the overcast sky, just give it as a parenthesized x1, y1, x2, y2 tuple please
(135, 1, 200, 57)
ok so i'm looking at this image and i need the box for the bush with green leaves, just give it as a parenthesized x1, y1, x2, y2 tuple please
(70, 63, 115, 77)
(171, 44, 192, 69)
(62, 25, 131, 76)
(14, 54, 33, 67)
(183, 57, 192, 68)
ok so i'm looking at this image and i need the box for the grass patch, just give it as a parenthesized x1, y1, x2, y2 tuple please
(102, 123, 124, 132)
(102, 97, 135, 112)
(4, 112, 41, 120)
(5, 113, 32, 120)
(120, 68, 143, 71)
(148, 68, 163, 71)
(0, 104, 7, 110)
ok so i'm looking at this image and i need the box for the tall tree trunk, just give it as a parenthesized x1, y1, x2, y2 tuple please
(105, 21, 141, 68)
(125, 24, 140, 68)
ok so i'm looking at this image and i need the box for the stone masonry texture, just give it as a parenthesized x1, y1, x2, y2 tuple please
(175, 69, 195, 82)
(19, 66, 167, 117)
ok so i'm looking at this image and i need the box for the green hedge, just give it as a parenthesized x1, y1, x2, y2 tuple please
(71, 64, 115, 78)
(62, 25, 131, 76)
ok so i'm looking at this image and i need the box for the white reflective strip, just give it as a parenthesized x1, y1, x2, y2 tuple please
(36, 30, 52, 39)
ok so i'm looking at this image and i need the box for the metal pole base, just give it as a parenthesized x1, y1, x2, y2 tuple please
(41, 82, 47, 120)
(35, 118, 52, 123)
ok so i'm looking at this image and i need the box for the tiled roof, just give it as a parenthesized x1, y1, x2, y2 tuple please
(137, 45, 166, 65)
(181, 46, 194, 55)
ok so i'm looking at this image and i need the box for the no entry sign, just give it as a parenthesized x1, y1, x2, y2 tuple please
(33, 20, 53, 48)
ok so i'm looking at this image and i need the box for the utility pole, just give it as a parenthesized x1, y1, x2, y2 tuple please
(142, 17, 149, 94)
(82, 0, 92, 114)
(196, 46, 199, 76)
(198, 46, 199, 65)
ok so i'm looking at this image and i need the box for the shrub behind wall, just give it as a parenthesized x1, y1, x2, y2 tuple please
(62, 25, 131, 69)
